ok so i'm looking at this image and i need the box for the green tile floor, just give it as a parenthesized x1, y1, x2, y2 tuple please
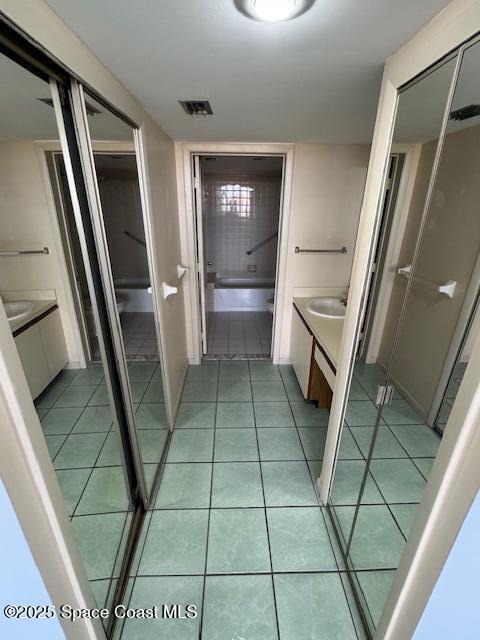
(34, 360, 167, 611)
(330, 361, 443, 630)
(118, 360, 367, 640)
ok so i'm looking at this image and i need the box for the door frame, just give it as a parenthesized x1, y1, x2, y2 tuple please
(361, 143, 421, 363)
(192, 154, 208, 354)
(177, 143, 294, 363)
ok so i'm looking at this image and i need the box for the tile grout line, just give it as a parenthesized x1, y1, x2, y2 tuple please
(197, 360, 219, 638)
(278, 366, 364, 639)
(248, 360, 282, 640)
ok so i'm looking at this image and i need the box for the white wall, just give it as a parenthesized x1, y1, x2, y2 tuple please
(0, 141, 82, 365)
(278, 143, 370, 360)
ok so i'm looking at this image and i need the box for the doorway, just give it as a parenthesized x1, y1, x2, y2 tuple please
(193, 155, 284, 358)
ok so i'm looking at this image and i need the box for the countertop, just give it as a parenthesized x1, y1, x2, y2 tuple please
(9, 299, 57, 334)
(293, 297, 344, 369)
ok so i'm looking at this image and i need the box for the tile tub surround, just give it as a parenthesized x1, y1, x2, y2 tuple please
(34, 361, 167, 611)
(117, 361, 367, 640)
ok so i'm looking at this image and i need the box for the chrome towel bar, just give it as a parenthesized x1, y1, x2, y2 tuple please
(397, 264, 457, 299)
(0, 247, 49, 256)
(295, 246, 347, 254)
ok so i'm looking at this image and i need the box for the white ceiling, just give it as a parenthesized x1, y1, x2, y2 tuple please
(44, 0, 451, 143)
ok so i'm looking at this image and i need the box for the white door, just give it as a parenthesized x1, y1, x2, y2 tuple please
(193, 155, 208, 354)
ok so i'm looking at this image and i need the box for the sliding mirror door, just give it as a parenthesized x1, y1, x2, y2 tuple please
(73, 87, 169, 497)
(0, 51, 138, 617)
(327, 51, 463, 634)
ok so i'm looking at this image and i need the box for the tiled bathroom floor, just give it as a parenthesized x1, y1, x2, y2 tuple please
(330, 361, 442, 629)
(122, 312, 159, 359)
(206, 311, 272, 356)
(117, 361, 367, 640)
(34, 360, 167, 609)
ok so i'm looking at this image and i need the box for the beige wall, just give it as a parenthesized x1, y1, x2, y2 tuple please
(379, 125, 480, 417)
(279, 143, 370, 360)
(0, 141, 82, 364)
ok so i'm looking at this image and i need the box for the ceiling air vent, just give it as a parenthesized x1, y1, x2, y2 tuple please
(37, 98, 101, 117)
(450, 104, 480, 121)
(179, 100, 213, 117)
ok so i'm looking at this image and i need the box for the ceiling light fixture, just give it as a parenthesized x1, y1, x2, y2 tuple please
(235, 0, 315, 22)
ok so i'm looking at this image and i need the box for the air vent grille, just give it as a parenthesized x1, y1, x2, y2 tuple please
(179, 100, 213, 117)
(450, 104, 480, 121)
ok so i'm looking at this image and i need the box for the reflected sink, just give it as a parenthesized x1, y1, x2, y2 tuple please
(4, 301, 35, 324)
(306, 297, 346, 319)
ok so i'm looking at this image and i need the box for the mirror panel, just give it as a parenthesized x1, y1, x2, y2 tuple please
(327, 52, 460, 633)
(82, 92, 169, 495)
(0, 52, 132, 613)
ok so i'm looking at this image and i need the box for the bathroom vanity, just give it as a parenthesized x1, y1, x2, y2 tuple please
(290, 297, 344, 408)
(9, 300, 68, 399)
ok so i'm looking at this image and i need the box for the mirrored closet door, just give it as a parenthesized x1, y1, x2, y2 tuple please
(0, 30, 168, 637)
(65, 85, 169, 499)
(328, 36, 480, 636)
(0, 50, 139, 620)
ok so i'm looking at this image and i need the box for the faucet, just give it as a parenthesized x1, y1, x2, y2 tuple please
(340, 288, 349, 306)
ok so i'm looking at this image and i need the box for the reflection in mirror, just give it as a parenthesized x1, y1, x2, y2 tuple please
(82, 93, 168, 495)
(328, 52, 462, 633)
(0, 53, 132, 613)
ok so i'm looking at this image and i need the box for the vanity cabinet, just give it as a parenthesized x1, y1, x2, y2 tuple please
(14, 306, 68, 399)
(290, 305, 336, 408)
(290, 307, 314, 397)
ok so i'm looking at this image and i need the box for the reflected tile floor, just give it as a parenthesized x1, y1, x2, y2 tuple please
(34, 359, 166, 610)
(329, 360, 443, 630)
(118, 361, 367, 640)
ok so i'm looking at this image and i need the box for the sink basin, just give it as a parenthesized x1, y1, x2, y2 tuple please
(4, 301, 35, 324)
(306, 297, 346, 319)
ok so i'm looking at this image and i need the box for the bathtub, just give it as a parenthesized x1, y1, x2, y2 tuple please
(114, 277, 153, 312)
(216, 273, 275, 289)
(209, 272, 275, 312)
